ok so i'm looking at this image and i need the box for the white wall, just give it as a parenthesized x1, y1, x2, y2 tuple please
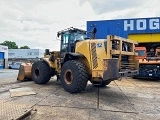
(8, 49, 45, 58)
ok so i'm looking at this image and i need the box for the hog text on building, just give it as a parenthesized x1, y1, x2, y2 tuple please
(124, 18, 160, 31)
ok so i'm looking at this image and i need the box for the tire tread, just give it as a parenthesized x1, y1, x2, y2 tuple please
(31, 61, 51, 84)
(60, 60, 88, 93)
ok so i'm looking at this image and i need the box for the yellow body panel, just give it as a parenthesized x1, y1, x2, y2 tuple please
(89, 39, 107, 71)
(75, 36, 138, 79)
(89, 39, 108, 78)
(75, 39, 108, 70)
(75, 39, 108, 78)
(75, 40, 92, 70)
(128, 33, 160, 43)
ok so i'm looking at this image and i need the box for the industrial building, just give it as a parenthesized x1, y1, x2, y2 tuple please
(87, 17, 160, 50)
(8, 49, 45, 69)
(87, 17, 160, 78)
(0, 45, 8, 69)
(8, 49, 45, 59)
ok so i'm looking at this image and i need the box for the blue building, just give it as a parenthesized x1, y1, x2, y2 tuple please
(0, 45, 8, 69)
(87, 17, 160, 43)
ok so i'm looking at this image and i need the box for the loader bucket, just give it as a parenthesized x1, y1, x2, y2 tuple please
(17, 63, 33, 81)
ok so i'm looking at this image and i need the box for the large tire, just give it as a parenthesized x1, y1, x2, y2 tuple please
(92, 80, 111, 87)
(31, 60, 51, 84)
(60, 60, 88, 93)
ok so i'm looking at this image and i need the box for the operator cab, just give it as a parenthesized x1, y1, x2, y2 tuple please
(136, 50, 146, 56)
(57, 27, 87, 57)
(135, 47, 147, 59)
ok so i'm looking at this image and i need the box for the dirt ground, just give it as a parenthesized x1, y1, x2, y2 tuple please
(0, 69, 160, 120)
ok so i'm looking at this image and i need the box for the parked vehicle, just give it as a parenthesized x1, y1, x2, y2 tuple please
(9, 62, 22, 69)
(17, 27, 139, 93)
(133, 46, 160, 79)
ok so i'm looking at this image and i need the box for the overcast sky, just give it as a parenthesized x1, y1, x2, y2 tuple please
(0, 0, 160, 51)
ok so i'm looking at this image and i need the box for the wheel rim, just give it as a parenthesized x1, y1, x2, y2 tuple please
(64, 69, 73, 85)
(35, 68, 40, 77)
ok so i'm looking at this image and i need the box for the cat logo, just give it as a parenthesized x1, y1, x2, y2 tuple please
(97, 43, 102, 48)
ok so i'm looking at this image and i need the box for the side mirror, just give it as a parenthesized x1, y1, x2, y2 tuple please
(57, 32, 60, 37)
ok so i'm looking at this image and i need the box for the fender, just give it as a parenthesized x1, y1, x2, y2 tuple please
(62, 52, 91, 76)
(40, 58, 50, 67)
(62, 52, 85, 64)
(40, 58, 56, 76)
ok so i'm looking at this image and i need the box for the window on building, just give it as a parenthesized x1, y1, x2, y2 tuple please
(27, 52, 34, 55)
(34, 52, 39, 55)
(27, 52, 39, 55)
(8, 53, 15, 56)
(0, 59, 4, 66)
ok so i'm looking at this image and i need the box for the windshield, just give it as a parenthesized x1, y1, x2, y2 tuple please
(136, 50, 145, 56)
(74, 33, 87, 40)
(70, 32, 87, 41)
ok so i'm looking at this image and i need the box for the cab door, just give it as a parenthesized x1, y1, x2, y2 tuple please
(60, 33, 70, 58)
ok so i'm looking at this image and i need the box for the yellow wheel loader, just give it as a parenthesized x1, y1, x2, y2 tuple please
(17, 27, 139, 93)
